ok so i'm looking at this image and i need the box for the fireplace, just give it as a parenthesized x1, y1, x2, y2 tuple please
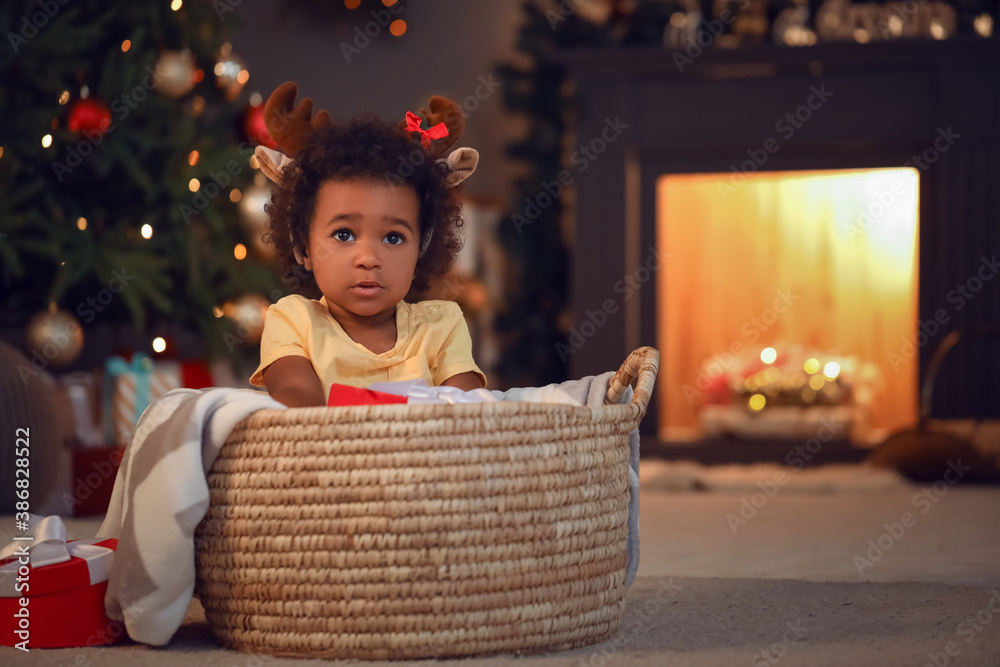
(563, 39, 1000, 444)
(657, 167, 920, 443)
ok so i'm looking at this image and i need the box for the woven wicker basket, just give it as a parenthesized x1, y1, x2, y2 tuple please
(194, 346, 659, 660)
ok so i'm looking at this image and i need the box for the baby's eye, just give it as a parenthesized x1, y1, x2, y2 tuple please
(384, 232, 405, 246)
(333, 229, 354, 242)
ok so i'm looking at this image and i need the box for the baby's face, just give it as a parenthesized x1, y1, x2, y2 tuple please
(305, 178, 420, 324)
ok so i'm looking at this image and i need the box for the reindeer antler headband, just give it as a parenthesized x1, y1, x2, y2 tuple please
(253, 83, 478, 263)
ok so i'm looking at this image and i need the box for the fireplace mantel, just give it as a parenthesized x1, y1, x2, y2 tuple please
(558, 38, 1000, 79)
(562, 39, 1000, 431)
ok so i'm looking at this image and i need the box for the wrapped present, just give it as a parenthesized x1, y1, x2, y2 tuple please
(367, 378, 498, 404)
(103, 353, 181, 446)
(45, 371, 105, 447)
(63, 446, 126, 516)
(327, 381, 498, 407)
(0, 515, 123, 648)
(179, 359, 214, 389)
(328, 383, 409, 407)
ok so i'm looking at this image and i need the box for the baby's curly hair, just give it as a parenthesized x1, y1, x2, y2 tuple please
(264, 115, 464, 299)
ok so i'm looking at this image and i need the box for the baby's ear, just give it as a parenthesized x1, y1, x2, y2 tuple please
(443, 148, 478, 188)
(255, 146, 292, 185)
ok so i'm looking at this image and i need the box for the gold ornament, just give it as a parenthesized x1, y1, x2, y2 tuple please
(154, 49, 197, 99)
(25, 306, 84, 368)
(238, 180, 273, 259)
(223, 294, 270, 344)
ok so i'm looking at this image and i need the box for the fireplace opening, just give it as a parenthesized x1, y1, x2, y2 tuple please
(656, 168, 920, 446)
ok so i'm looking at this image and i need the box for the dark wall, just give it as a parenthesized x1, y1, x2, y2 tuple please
(228, 0, 526, 202)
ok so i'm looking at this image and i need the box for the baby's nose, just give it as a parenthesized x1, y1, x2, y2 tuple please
(354, 239, 382, 267)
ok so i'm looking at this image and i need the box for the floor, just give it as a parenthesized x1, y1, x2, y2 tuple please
(4, 461, 1000, 666)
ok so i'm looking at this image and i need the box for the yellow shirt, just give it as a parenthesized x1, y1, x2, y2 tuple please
(249, 295, 485, 398)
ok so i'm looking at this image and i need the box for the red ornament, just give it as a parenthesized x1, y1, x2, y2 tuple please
(242, 103, 277, 149)
(67, 98, 112, 135)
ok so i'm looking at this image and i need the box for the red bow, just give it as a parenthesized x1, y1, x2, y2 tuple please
(405, 111, 449, 149)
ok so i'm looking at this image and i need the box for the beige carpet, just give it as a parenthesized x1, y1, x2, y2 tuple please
(6, 462, 1000, 666)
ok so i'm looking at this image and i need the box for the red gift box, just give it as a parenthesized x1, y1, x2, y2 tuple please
(328, 383, 408, 407)
(63, 445, 125, 517)
(1, 531, 123, 648)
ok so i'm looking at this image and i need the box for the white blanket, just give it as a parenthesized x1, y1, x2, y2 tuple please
(96, 388, 284, 645)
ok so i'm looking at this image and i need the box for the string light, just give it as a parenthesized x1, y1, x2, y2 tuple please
(189, 178, 200, 192)
(748, 394, 766, 412)
(390, 19, 406, 37)
(152, 337, 167, 353)
(383, 0, 397, 5)
(188, 150, 200, 166)
(823, 361, 841, 380)
(234, 244, 247, 260)
(229, 189, 242, 202)
(803, 358, 820, 375)
(122, 39, 131, 52)
(141, 224, 153, 239)
(213, 306, 224, 318)
(58, 90, 70, 105)
(170, 0, 183, 11)
(41, 134, 52, 148)
(886, 15, 903, 37)
(77, 217, 87, 230)
(345, 0, 361, 8)
(974, 14, 993, 37)
(0, 146, 4, 159)
(760, 347, 777, 364)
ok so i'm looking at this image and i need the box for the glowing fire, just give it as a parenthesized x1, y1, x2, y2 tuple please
(657, 168, 919, 441)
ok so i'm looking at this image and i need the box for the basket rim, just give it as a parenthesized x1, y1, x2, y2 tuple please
(230, 399, 642, 430)
(256, 398, 638, 415)
(236, 346, 659, 426)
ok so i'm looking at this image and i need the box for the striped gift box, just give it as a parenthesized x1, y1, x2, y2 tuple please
(104, 355, 181, 446)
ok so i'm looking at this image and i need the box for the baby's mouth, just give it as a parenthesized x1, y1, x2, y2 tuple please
(351, 281, 383, 296)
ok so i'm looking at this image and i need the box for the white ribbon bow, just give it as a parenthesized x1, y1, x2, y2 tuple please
(0, 514, 115, 597)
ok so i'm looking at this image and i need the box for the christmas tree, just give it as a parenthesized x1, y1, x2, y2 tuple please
(0, 0, 280, 366)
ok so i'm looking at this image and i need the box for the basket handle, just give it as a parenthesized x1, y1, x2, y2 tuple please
(604, 346, 659, 413)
